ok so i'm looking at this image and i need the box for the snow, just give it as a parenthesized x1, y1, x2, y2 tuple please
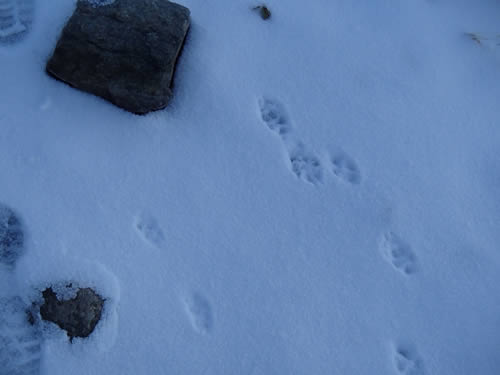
(85, 0, 115, 7)
(1, 0, 500, 374)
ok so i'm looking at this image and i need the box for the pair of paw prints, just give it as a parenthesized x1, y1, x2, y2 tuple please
(132, 215, 213, 335)
(257, 97, 361, 186)
(382, 236, 422, 373)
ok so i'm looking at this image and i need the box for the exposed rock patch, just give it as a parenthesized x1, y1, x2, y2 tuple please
(39, 286, 104, 340)
(46, 0, 191, 114)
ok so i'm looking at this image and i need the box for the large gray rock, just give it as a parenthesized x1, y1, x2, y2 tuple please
(40, 286, 104, 340)
(0, 204, 24, 267)
(46, 0, 190, 114)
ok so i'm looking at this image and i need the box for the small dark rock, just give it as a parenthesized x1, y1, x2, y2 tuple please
(0, 204, 24, 267)
(46, 0, 191, 114)
(253, 5, 271, 20)
(40, 286, 104, 340)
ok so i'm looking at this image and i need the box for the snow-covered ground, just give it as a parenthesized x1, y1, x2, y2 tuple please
(1, 0, 500, 374)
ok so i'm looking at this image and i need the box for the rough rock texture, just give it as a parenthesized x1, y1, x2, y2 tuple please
(39, 286, 104, 340)
(46, 0, 190, 114)
(0, 204, 24, 267)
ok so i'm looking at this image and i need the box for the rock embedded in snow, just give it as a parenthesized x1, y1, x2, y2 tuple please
(46, 0, 190, 114)
(39, 286, 104, 340)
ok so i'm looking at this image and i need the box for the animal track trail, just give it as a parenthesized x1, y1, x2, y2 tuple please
(0, 0, 34, 43)
(257, 97, 325, 186)
(0, 297, 42, 375)
(134, 214, 166, 248)
(331, 152, 361, 185)
(380, 232, 418, 275)
(393, 343, 426, 375)
(184, 293, 213, 335)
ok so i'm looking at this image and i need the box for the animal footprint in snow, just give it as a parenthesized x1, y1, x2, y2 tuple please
(331, 152, 361, 185)
(0, 297, 42, 375)
(257, 97, 323, 186)
(184, 293, 213, 334)
(0, 0, 33, 42)
(289, 143, 323, 185)
(0, 204, 24, 267)
(380, 232, 417, 275)
(134, 214, 165, 248)
(393, 343, 425, 375)
(257, 97, 292, 137)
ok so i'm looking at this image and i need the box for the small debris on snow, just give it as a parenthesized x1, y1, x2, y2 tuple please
(253, 4, 271, 20)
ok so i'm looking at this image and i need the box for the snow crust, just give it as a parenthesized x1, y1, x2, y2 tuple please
(1, 0, 500, 374)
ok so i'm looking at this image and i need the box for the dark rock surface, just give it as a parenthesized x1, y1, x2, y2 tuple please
(46, 0, 191, 114)
(0, 204, 24, 267)
(40, 286, 104, 340)
(253, 5, 271, 20)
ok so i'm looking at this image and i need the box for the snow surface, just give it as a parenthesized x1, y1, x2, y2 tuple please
(1, 0, 500, 374)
